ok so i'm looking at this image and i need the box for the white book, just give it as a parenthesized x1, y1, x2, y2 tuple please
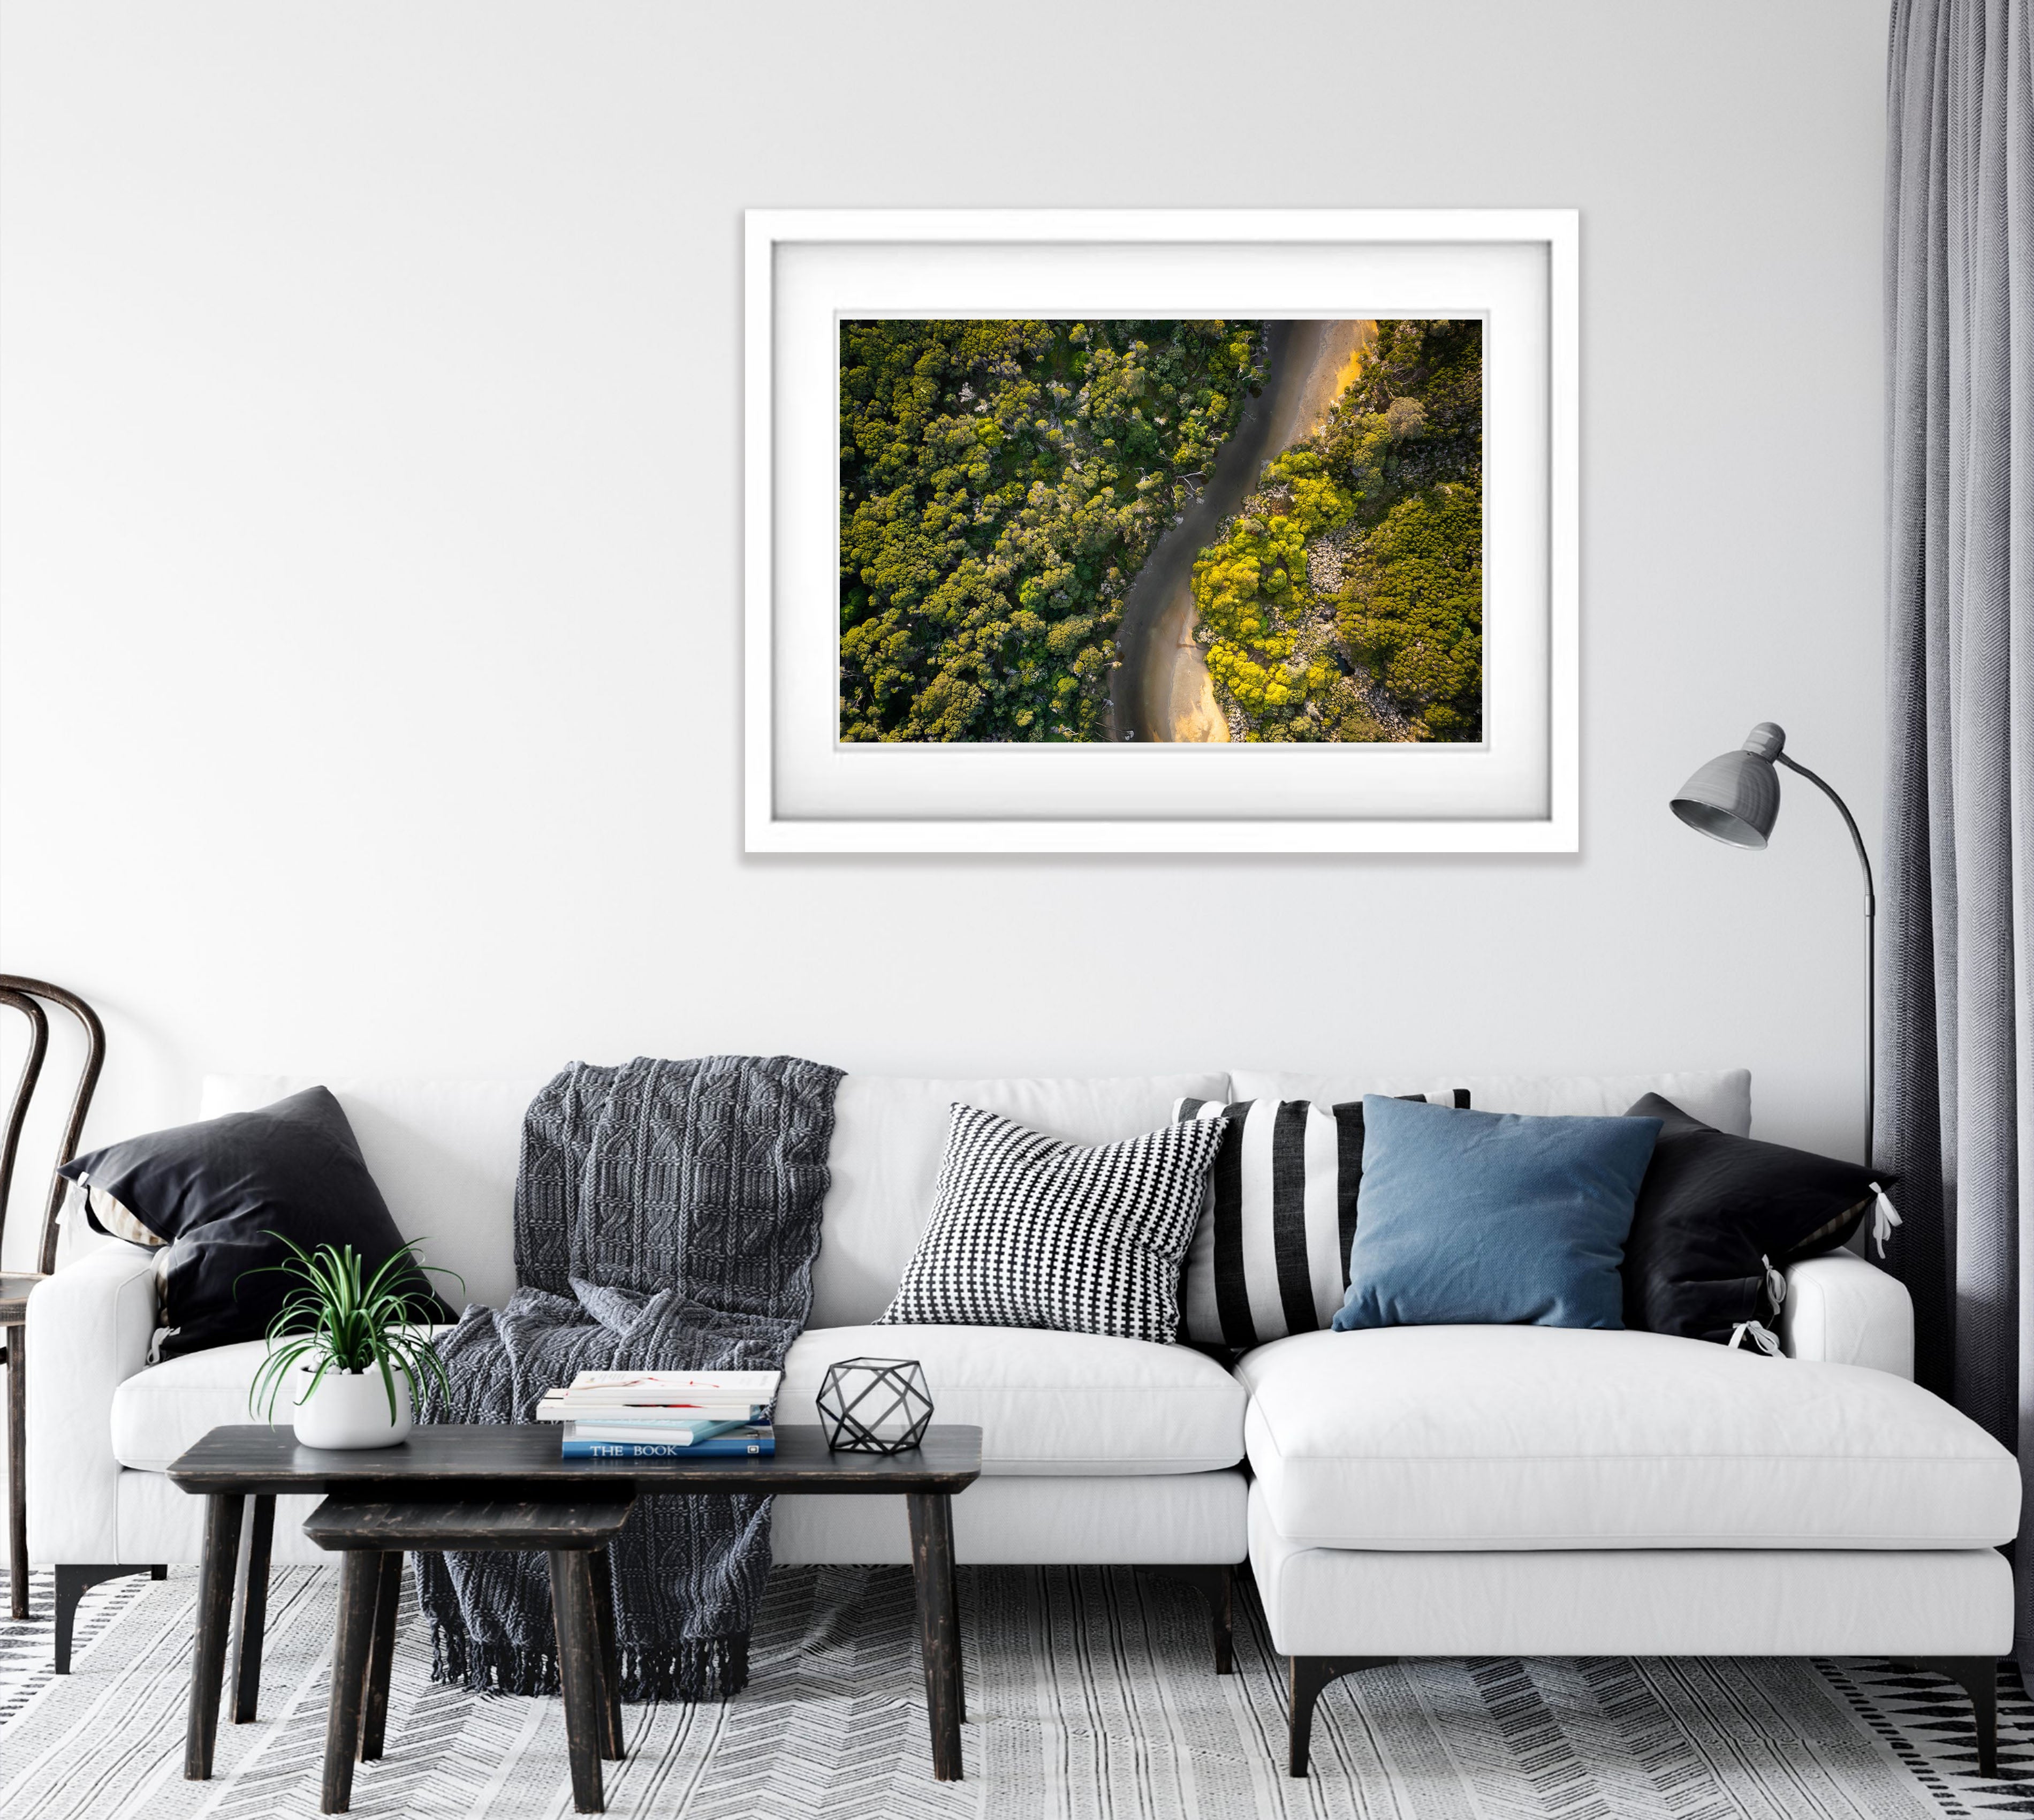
(535, 1394, 773, 1423)
(562, 1369, 781, 1404)
(535, 1404, 770, 1425)
(569, 1422, 708, 1446)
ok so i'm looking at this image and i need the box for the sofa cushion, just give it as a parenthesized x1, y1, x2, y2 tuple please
(875, 1106, 1225, 1342)
(1172, 1092, 1458, 1349)
(203, 1075, 545, 1310)
(113, 1321, 1248, 1478)
(203, 1072, 1231, 1328)
(1239, 1326, 2020, 1549)
(810, 1074, 1228, 1328)
(65, 1087, 453, 1360)
(780, 1325, 1245, 1475)
(1333, 1097, 1661, 1332)
(1622, 1092, 1888, 1345)
(1230, 1070, 1752, 1136)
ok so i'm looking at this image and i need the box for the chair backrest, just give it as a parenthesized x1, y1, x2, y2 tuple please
(0, 976, 105, 1276)
(0, 988, 49, 1271)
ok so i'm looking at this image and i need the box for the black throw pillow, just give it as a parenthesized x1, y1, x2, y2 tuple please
(59, 1086, 453, 1359)
(1620, 1092, 1892, 1348)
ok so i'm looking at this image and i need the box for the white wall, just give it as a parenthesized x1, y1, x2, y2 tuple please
(0, 0, 1889, 1260)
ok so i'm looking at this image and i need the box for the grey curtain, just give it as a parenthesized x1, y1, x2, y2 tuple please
(1882, 0, 2034, 1649)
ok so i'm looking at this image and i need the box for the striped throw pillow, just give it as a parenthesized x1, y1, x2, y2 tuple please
(1172, 1091, 1470, 1349)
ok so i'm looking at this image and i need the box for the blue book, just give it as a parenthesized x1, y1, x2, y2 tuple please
(560, 1435, 775, 1459)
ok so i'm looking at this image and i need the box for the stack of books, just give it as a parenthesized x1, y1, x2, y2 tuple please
(537, 1369, 780, 1458)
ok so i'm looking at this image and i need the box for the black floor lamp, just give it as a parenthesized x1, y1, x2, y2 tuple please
(1669, 722, 1877, 1169)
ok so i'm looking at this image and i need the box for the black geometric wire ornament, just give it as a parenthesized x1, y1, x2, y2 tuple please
(816, 1356, 933, 1455)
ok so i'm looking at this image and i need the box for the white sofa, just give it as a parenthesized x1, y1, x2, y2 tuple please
(29, 1070, 1253, 1670)
(24, 1065, 2016, 1775)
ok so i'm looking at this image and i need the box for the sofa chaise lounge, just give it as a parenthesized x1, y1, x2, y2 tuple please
(25, 1065, 2018, 1774)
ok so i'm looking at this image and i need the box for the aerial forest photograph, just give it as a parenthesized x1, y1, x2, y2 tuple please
(837, 315, 1484, 745)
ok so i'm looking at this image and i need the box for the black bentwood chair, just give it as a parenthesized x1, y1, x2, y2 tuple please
(0, 976, 107, 1622)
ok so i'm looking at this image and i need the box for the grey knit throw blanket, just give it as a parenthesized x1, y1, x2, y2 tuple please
(415, 1053, 841, 1701)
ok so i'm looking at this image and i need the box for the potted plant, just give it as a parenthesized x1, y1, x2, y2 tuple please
(244, 1237, 462, 1450)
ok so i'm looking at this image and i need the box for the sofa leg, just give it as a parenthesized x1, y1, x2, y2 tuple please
(1906, 1657, 2000, 1778)
(1134, 1564, 1236, 1674)
(1288, 1656, 1396, 1777)
(54, 1564, 156, 1673)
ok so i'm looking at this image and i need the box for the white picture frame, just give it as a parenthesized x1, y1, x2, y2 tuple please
(745, 209, 1577, 854)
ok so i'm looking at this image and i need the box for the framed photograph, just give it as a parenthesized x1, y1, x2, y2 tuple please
(745, 209, 1576, 853)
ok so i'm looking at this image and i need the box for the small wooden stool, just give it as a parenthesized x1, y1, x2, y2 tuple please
(302, 1495, 632, 1815)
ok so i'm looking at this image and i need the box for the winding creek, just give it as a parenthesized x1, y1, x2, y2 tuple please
(1107, 319, 1368, 742)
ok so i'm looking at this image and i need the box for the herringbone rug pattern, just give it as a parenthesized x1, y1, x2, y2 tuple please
(2, 1564, 2028, 1818)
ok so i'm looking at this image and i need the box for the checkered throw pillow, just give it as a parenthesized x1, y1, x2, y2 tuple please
(876, 1103, 1231, 1342)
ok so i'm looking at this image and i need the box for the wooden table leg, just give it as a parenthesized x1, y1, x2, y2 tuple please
(320, 1551, 381, 1813)
(184, 1492, 244, 1780)
(947, 1537, 964, 1724)
(6, 1323, 27, 1621)
(230, 1495, 276, 1722)
(588, 1544, 625, 1760)
(548, 1550, 606, 1813)
(359, 1551, 403, 1762)
(906, 1491, 963, 1781)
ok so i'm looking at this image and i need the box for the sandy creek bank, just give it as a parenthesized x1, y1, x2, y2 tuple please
(1108, 320, 1373, 743)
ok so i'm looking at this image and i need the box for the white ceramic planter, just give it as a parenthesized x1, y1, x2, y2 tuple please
(290, 1361, 414, 1450)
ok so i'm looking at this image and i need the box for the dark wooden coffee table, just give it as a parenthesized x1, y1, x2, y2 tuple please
(167, 1423, 983, 1795)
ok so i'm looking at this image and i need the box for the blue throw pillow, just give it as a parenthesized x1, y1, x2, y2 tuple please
(1331, 1096, 1663, 1332)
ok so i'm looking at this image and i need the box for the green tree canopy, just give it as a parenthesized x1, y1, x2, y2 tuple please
(838, 319, 1264, 742)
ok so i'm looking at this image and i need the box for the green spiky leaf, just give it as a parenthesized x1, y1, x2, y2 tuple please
(240, 1236, 465, 1424)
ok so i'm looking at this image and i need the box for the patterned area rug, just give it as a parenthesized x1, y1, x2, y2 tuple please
(2, 1563, 2029, 1818)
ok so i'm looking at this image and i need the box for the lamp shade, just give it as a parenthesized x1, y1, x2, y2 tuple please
(1670, 722, 1785, 848)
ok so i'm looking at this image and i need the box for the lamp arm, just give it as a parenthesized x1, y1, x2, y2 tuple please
(1774, 753, 1875, 907)
(1774, 751, 1877, 1170)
